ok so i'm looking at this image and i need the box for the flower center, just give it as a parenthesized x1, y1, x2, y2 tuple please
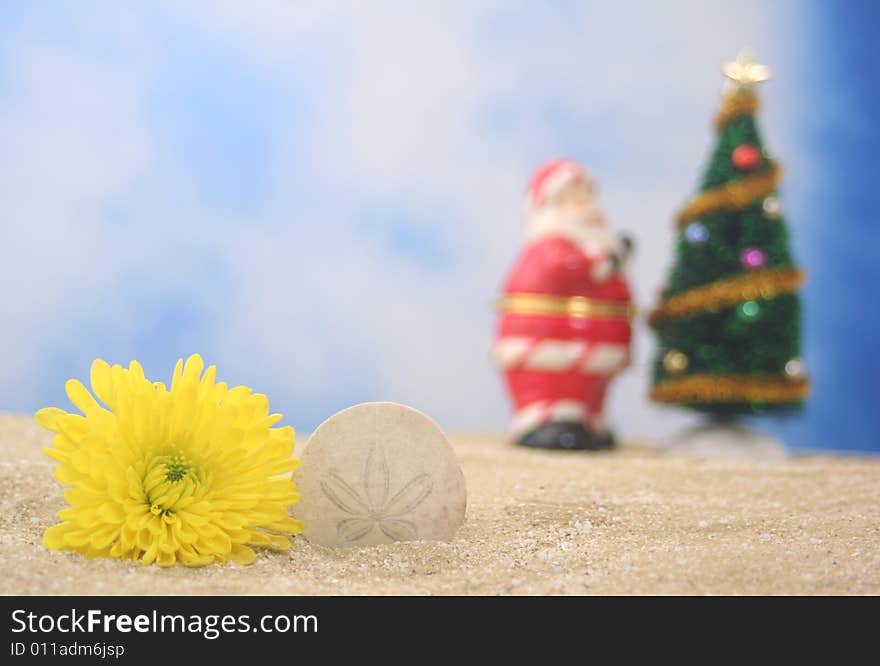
(165, 454, 190, 483)
(143, 450, 202, 517)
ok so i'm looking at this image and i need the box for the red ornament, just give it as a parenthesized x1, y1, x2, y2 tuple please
(731, 144, 762, 171)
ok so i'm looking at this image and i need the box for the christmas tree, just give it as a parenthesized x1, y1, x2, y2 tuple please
(650, 52, 809, 416)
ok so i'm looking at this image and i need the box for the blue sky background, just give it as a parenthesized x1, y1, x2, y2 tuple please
(1, 1, 878, 451)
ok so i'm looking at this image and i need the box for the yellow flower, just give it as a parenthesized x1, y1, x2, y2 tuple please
(36, 354, 303, 567)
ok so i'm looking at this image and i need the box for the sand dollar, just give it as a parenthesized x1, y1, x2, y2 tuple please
(293, 402, 467, 547)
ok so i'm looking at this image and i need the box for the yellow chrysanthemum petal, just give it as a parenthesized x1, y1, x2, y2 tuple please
(55, 414, 89, 442)
(90, 359, 116, 409)
(178, 547, 213, 567)
(89, 525, 120, 550)
(229, 544, 256, 565)
(141, 541, 159, 566)
(96, 502, 126, 522)
(261, 413, 284, 428)
(35, 407, 67, 432)
(128, 360, 146, 382)
(266, 517, 305, 534)
(65, 379, 105, 418)
(43, 447, 68, 464)
(63, 528, 95, 548)
(43, 523, 72, 550)
(268, 534, 292, 550)
(38, 355, 303, 567)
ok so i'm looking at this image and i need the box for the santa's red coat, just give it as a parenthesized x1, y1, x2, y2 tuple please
(494, 235, 633, 436)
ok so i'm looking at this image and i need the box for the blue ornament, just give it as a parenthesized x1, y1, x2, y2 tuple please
(684, 222, 709, 245)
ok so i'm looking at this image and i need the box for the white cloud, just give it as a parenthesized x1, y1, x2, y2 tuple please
(0, 34, 155, 406)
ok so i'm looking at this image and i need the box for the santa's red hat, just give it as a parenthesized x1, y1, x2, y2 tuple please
(526, 158, 592, 212)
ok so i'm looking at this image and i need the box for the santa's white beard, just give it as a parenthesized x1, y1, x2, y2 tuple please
(525, 206, 618, 258)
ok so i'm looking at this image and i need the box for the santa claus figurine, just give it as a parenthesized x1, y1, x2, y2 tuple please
(493, 159, 634, 450)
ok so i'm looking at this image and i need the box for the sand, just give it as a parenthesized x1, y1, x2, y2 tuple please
(1, 413, 878, 595)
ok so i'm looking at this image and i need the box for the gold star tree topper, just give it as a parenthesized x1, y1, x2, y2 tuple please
(723, 51, 771, 88)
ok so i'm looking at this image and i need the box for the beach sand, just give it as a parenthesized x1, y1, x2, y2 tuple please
(1, 413, 878, 595)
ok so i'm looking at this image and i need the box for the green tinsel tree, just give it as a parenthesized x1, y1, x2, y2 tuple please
(650, 53, 809, 416)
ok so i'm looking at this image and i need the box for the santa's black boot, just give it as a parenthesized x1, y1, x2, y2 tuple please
(518, 421, 597, 451)
(592, 429, 616, 451)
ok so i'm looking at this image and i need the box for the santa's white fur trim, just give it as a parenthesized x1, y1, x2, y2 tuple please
(492, 337, 532, 367)
(525, 206, 618, 261)
(524, 340, 583, 371)
(494, 338, 628, 375)
(590, 256, 614, 283)
(510, 402, 550, 437)
(533, 165, 588, 206)
(509, 399, 606, 437)
(581, 344, 628, 373)
(551, 399, 587, 423)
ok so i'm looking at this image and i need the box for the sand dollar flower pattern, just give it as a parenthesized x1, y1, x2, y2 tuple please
(320, 445, 433, 542)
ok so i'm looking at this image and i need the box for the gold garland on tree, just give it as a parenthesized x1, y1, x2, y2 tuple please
(651, 374, 810, 404)
(649, 267, 805, 326)
(676, 164, 781, 228)
(715, 88, 759, 129)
